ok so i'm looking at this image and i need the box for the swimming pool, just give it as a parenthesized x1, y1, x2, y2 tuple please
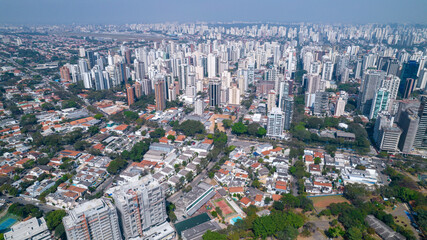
(0, 218, 18, 231)
(230, 216, 242, 225)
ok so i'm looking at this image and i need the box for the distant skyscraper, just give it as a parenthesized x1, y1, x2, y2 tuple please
(416, 68, 427, 90)
(335, 96, 347, 117)
(155, 80, 166, 111)
(282, 96, 294, 130)
(267, 107, 285, 138)
(78, 59, 89, 73)
(322, 60, 334, 81)
(134, 59, 145, 80)
(86, 51, 96, 69)
(398, 108, 419, 153)
(207, 53, 216, 78)
(313, 92, 330, 116)
(134, 82, 143, 99)
(414, 96, 427, 149)
(381, 75, 400, 101)
(369, 89, 390, 119)
(82, 72, 92, 89)
(359, 70, 385, 116)
(126, 84, 135, 106)
(208, 79, 221, 107)
(267, 90, 277, 111)
(374, 113, 401, 152)
(110, 178, 167, 239)
(355, 59, 362, 79)
(228, 83, 241, 105)
(403, 78, 415, 99)
(115, 63, 127, 85)
(247, 62, 255, 86)
(79, 46, 86, 58)
(304, 74, 322, 94)
(386, 59, 399, 77)
(60, 66, 71, 82)
(63, 199, 122, 240)
(141, 78, 152, 95)
(399, 60, 419, 96)
(194, 98, 204, 115)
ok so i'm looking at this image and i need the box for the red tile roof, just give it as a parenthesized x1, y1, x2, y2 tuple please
(240, 197, 251, 205)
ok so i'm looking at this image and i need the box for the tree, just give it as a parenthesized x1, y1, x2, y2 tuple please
(185, 171, 194, 182)
(107, 158, 128, 174)
(74, 140, 90, 151)
(167, 135, 176, 142)
(343, 183, 369, 203)
(314, 157, 321, 165)
(326, 226, 344, 238)
(222, 119, 233, 129)
(202, 230, 227, 240)
(231, 122, 247, 135)
(174, 120, 205, 136)
(256, 127, 267, 137)
(247, 123, 261, 136)
(264, 197, 272, 205)
(62, 100, 78, 109)
(41, 102, 55, 111)
(252, 179, 261, 189)
(45, 210, 66, 230)
(123, 111, 139, 121)
(273, 201, 285, 211)
(37, 157, 50, 165)
(94, 113, 103, 120)
(150, 128, 166, 139)
(346, 227, 363, 240)
(88, 125, 99, 135)
(276, 226, 299, 240)
(20, 114, 37, 127)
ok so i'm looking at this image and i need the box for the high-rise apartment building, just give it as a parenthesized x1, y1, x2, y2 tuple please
(374, 113, 401, 152)
(313, 92, 330, 116)
(369, 89, 390, 119)
(267, 107, 285, 138)
(381, 75, 400, 101)
(155, 80, 166, 111)
(335, 96, 347, 117)
(414, 96, 427, 149)
(402, 78, 415, 99)
(359, 70, 385, 116)
(282, 96, 294, 130)
(267, 90, 277, 111)
(228, 83, 241, 105)
(194, 98, 204, 115)
(126, 84, 135, 106)
(207, 53, 216, 78)
(321, 60, 334, 81)
(60, 66, 71, 82)
(63, 199, 122, 240)
(110, 178, 167, 239)
(398, 108, 419, 153)
(208, 79, 221, 107)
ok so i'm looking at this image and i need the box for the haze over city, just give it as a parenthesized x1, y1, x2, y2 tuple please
(0, 0, 426, 24)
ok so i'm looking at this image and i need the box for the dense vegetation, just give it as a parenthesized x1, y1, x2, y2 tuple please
(172, 120, 205, 136)
(203, 205, 305, 240)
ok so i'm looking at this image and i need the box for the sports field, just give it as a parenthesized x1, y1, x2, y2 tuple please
(213, 198, 236, 217)
(0, 213, 20, 232)
(311, 195, 349, 210)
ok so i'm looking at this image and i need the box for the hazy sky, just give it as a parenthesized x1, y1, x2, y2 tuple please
(0, 0, 426, 25)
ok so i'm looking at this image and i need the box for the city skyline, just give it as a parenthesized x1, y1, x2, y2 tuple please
(0, 0, 426, 25)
